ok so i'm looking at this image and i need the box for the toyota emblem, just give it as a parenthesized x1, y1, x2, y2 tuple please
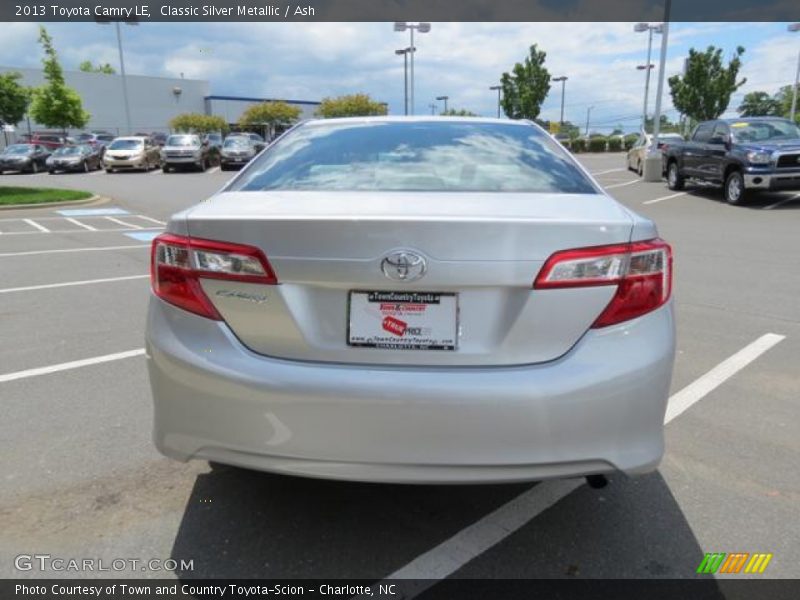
(380, 251, 427, 282)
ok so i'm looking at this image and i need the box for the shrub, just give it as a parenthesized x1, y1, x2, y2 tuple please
(623, 134, 639, 150)
(607, 137, 622, 151)
(588, 136, 607, 152)
(570, 138, 586, 152)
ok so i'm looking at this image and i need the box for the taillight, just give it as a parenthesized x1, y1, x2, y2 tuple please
(534, 239, 672, 328)
(151, 233, 277, 320)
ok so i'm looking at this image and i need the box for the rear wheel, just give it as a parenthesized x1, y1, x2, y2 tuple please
(83, 160, 89, 173)
(666, 161, 684, 190)
(31, 162, 39, 174)
(724, 170, 750, 205)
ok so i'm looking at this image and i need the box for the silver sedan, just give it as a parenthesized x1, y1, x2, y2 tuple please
(146, 117, 675, 484)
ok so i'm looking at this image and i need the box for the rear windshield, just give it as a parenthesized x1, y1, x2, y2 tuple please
(233, 121, 596, 193)
(108, 139, 143, 150)
(166, 135, 200, 147)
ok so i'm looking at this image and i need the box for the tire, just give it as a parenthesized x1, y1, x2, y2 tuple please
(106, 168, 114, 174)
(163, 166, 171, 173)
(724, 170, 750, 206)
(31, 162, 39, 174)
(666, 161, 684, 191)
(83, 160, 89, 173)
(48, 170, 55, 175)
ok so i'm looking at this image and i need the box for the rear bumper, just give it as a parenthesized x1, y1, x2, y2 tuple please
(146, 297, 675, 484)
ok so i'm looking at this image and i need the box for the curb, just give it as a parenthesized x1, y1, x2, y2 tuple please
(0, 194, 108, 211)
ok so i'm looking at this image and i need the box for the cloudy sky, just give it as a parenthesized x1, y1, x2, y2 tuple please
(1, 21, 797, 132)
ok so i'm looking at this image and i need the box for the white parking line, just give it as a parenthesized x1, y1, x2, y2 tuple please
(0, 244, 148, 258)
(604, 179, 640, 189)
(208, 166, 220, 174)
(136, 215, 167, 225)
(373, 332, 785, 595)
(0, 274, 148, 294)
(763, 193, 800, 210)
(105, 216, 143, 229)
(23, 219, 50, 233)
(0, 349, 146, 384)
(64, 217, 97, 231)
(643, 192, 687, 205)
(591, 168, 627, 175)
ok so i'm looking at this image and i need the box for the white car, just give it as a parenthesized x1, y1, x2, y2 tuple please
(146, 117, 675, 484)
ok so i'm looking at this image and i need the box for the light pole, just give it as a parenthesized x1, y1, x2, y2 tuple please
(394, 22, 431, 116)
(643, 1, 671, 182)
(789, 23, 800, 123)
(585, 106, 594, 136)
(634, 22, 663, 133)
(489, 85, 501, 118)
(551, 76, 568, 125)
(436, 95, 449, 113)
(428, 103, 437, 115)
(394, 47, 413, 116)
(97, 19, 138, 135)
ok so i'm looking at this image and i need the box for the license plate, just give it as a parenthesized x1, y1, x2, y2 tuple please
(348, 291, 458, 351)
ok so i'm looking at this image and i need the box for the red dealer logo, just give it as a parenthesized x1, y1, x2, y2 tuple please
(382, 316, 407, 337)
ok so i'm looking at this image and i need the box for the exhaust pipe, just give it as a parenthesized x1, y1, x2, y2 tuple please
(585, 474, 608, 489)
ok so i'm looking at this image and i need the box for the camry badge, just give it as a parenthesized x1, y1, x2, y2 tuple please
(381, 251, 427, 282)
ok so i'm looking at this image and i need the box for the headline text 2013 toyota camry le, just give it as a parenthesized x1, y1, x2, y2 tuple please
(146, 117, 675, 484)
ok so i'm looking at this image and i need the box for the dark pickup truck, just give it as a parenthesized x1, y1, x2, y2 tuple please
(663, 117, 800, 205)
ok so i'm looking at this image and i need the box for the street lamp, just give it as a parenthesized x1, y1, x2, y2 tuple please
(428, 102, 437, 115)
(394, 22, 431, 115)
(643, 0, 671, 182)
(551, 76, 568, 125)
(395, 47, 414, 116)
(789, 23, 800, 123)
(489, 85, 502, 118)
(634, 22, 663, 133)
(97, 18, 138, 135)
(585, 106, 594, 136)
(436, 95, 449, 113)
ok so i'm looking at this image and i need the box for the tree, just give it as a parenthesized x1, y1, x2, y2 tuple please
(170, 113, 228, 134)
(0, 72, 30, 129)
(499, 45, 551, 120)
(737, 91, 781, 117)
(775, 84, 800, 123)
(79, 60, 116, 74)
(440, 108, 478, 116)
(644, 114, 681, 133)
(239, 101, 302, 137)
(668, 45, 746, 122)
(28, 27, 89, 131)
(315, 94, 387, 118)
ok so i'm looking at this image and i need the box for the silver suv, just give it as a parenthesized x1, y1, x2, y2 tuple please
(160, 134, 219, 172)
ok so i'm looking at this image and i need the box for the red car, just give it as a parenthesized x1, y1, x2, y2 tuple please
(30, 133, 74, 150)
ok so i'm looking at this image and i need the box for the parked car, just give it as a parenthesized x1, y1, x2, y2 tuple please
(0, 144, 50, 174)
(46, 144, 103, 174)
(228, 131, 266, 151)
(664, 117, 800, 205)
(147, 117, 675, 485)
(103, 136, 160, 172)
(30, 133, 73, 150)
(75, 132, 115, 156)
(219, 136, 258, 170)
(203, 132, 223, 148)
(626, 132, 684, 176)
(161, 134, 220, 172)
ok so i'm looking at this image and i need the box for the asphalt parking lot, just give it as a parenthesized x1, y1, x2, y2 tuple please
(1, 155, 798, 586)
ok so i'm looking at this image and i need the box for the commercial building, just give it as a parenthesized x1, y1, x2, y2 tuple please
(0, 65, 320, 144)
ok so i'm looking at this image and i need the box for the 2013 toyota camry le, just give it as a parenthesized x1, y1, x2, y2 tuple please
(146, 117, 675, 484)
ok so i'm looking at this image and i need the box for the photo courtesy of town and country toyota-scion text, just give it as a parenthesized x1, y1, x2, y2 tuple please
(1, 1, 799, 599)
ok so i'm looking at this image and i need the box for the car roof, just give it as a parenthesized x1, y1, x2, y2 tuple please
(301, 116, 528, 127)
(719, 117, 792, 124)
(113, 136, 148, 141)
